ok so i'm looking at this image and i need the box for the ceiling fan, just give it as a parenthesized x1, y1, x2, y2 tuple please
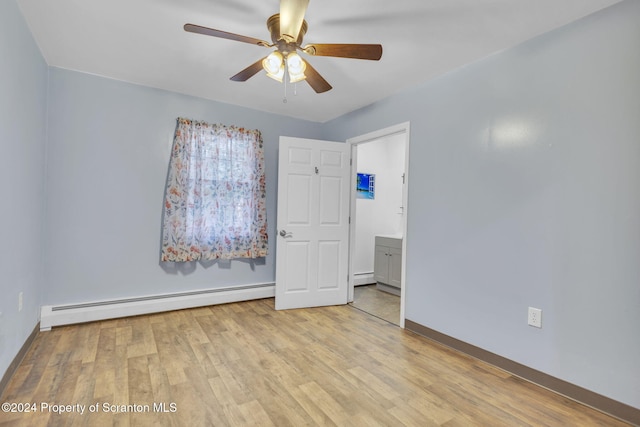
(184, 0, 382, 93)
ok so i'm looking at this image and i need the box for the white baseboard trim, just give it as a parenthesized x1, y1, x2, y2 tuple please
(354, 272, 375, 286)
(40, 283, 275, 331)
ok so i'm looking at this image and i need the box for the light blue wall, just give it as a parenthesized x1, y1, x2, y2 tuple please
(43, 68, 323, 305)
(323, 0, 640, 408)
(0, 0, 48, 378)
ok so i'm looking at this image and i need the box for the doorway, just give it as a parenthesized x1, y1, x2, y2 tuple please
(347, 122, 410, 327)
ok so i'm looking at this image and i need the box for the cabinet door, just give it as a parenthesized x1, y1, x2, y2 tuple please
(374, 245, 389, 284)
(388, 247, 402, 289)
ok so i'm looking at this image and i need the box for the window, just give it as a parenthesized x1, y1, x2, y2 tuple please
(160, 118, 268, 261)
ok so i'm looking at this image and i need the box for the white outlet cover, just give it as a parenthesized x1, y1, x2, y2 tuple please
(528, 307, 542, 328)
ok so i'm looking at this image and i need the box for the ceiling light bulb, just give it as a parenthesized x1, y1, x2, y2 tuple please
(287, 52, 306, 83)
(262, 51, 284, 82)
(263, 51, 283, 74)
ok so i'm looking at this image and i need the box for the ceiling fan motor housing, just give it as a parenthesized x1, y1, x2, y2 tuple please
(267, 13, 308, 53)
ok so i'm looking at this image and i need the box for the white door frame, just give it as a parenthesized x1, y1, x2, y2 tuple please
(347, 122, 410, 328)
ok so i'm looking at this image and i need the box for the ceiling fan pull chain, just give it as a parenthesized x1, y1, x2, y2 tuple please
(283, 67, 289, 103)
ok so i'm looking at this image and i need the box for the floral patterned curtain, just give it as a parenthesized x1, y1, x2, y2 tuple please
(161, 118, 268, 261)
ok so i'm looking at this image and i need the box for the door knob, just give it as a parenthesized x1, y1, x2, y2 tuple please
(279, 229, 292, 237)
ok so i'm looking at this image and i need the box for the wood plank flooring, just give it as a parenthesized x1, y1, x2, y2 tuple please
(0, 299, 630, 426)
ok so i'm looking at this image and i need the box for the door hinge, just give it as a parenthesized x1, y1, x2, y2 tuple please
(350, 158, 353, 166)
(348, 216, 351, 224)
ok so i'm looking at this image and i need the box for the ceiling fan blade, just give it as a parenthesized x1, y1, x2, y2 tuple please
(279, 0, 309, 42)
(230, 57, 266, 82)
(303, 44, 383, 60)
(303, 60, 332, 93)
(184, 24, 269, 47)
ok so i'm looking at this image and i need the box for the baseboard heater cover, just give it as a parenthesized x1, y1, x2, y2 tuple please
(354, 272, 375, 286)
(40, 283, 274, 331)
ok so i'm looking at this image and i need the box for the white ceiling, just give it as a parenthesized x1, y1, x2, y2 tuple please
(17, 0, 620, 123)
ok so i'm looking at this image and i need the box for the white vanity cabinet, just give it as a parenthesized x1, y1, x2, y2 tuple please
(374, 236, 402, 295)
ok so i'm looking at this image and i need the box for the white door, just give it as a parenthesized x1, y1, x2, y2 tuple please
(275, 136, 351, 310)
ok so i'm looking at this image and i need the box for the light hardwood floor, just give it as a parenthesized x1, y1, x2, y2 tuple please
(0, 299, 630, 426)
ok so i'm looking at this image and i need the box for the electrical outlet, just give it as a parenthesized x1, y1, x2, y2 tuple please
(19, 292, 23, 312)
(528, 307, 542, 328)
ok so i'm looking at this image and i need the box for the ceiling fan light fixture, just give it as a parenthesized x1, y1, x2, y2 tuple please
(286, 52, 306, 83)
(185, 0, 382, 94)
(262, 51, 285, 82)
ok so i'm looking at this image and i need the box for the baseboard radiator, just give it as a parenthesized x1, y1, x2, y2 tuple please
(40, 283, 275, 331)
(354, 272, 375, 286)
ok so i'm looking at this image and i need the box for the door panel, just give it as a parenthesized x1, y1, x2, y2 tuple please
(287, 174, 312, 224)
(389, 247, 402, 289)
(289, 146, 312, 165)
(318, 240, 341, 290)
(319, 176, 342, 224)
(320, 149, 344, 167)
(284, 241, 311, 292)
(374, 245, 389, 284)
(276, 136, 350, 310)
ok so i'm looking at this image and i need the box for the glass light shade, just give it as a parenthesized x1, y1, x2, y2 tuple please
(262, 51, 284, 82)
(286, 52, 306, 83)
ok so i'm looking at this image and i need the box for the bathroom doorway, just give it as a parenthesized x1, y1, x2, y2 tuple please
(347, 123, 410, 327)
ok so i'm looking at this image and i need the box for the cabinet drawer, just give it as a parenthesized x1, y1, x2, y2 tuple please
(375, 236, 402, 249)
